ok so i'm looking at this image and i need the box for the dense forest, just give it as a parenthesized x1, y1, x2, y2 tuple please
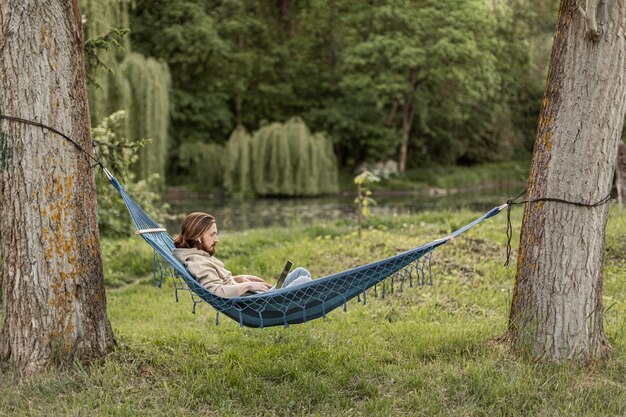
(82, 0, 562, 193)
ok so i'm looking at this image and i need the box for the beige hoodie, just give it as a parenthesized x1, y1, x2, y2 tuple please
(172, 248, 239, 298)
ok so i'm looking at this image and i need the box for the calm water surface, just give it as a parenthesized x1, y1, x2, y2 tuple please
(162, 185, 522, 234)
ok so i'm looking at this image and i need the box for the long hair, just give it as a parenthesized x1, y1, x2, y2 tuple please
(173, 212, 216, 249)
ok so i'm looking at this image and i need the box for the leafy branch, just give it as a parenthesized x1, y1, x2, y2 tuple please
(84, 28, 130, 87)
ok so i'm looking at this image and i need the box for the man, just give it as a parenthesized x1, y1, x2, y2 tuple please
(172, 212, 312, 297)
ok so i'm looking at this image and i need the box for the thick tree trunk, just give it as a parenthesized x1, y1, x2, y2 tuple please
(0, 0, 115, 375)
(616, 142, 626, 207)
(509, 0, 626, 361)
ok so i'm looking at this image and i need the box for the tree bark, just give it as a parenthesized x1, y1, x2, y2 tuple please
(509, 0, 626, 361)
(616, 142, 626, 207)
(0, 0, 115, 375)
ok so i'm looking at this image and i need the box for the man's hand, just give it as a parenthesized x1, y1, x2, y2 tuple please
(246, 281, 272, 293)
(234, 280, 272, 296)
(234, 274, 267, 283)
(245, 275, 266, 283)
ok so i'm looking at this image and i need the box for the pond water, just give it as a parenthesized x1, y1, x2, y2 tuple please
(162, 184, 524, 234)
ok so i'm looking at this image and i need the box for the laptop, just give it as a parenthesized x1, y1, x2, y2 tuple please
(274, 260, 294, 289)
(247, 260, 293, 295)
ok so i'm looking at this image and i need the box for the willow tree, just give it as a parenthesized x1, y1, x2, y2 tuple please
(314, 132, 340, 194)
(81, 0, 171, 188)
(250, 123, 274, 195)
(225, 118, 338, 196)
(284, 117, 338, 196)
(224, 126, 253, 196)
(80, 0, 130, 125)
(0, 0, 115, 375)
(271, 123, 295, 196)
(117, 53, 171, 188)
(285, 118, 313, 195)
(509, 0, 626, 361)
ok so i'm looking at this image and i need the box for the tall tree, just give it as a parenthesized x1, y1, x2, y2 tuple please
(340, 0, 500, 171)
(116, 52, 171, 189)
(509, 0, 626, 361)
(0, 0, 115, 374)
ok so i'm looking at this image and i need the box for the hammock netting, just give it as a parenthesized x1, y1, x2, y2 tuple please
(108, 171, 505, 328)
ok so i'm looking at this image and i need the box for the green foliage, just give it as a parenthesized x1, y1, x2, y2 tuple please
(487, 0, 560, 160)
(80, 0, 131, 125)
(1, 208, 625, 415)
(125, 0, 556, 174)
(93, 111, 174, 238)
(81, 0, 172, 188)
(117, 53, 172, 189)
(84, 28, 130, 88)
(178, 141, 225, 191)
(340, 0, 505, 166)
(224, 126, 253, 196)
(225, 118, 339, 197)
(130, 0, 233, 150)
(92, 111, 149, 174)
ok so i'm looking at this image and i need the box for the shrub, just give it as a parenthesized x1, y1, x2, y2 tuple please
(93, 111, 174, 238)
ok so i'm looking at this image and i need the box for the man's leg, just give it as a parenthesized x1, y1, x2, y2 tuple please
(283, 267, 312, 288)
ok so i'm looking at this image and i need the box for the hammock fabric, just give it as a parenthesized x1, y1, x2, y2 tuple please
(107, 169, 507, 328)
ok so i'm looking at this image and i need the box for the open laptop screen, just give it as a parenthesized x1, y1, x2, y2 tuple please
(275, 260, 294, 289)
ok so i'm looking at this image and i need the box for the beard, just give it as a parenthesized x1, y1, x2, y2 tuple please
(202, 242, 217, 256)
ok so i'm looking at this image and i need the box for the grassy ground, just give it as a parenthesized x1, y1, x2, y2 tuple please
(0, 206, 624, 416)
(339, 160, 530, 192)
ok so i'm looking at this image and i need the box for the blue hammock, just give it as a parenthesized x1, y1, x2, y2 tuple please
(107, 169, 507, 328)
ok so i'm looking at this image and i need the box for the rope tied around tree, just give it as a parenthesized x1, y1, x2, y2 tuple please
(503, 189, 612, 267)
(0, 114, 106, 170)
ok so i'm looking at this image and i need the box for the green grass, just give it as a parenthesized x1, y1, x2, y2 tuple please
(359, 160, 531, 192)
(0, 207, 624, 416)
(101, 237, 155, 288)
(405, 160, 530, 189)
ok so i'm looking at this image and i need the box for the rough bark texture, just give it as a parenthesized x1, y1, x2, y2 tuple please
(617, 142, 626, 207)
(0, 0, 115, 375)
(509, 0, 626, 361)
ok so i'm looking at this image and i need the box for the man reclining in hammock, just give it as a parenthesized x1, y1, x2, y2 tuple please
(172, 212, 312, 297)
